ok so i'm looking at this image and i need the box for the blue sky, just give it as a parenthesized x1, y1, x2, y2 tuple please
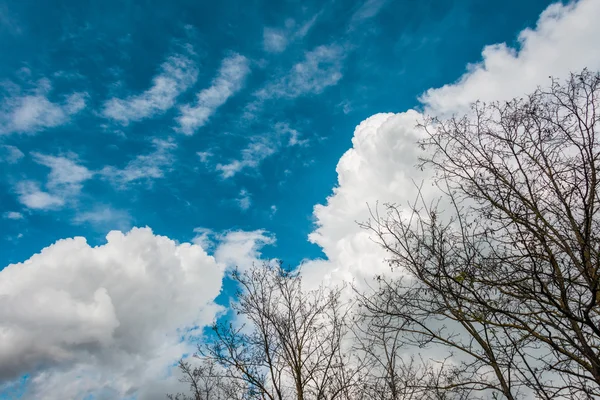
(0, 0, 551, 266)
(2, 0, 599, 398)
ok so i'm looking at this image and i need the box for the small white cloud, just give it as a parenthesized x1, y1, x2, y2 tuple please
(294, 13, 321, 39)
(32, 152, 94, 193)
(254, 44, 344, 103)
(244, 44, 344, 121)
(263, 13, 321, 54)
(176, 54, 250, 135)
(212, 229, 275, 271)
(102, 53, 198, 125)
(338, 100, 353, 114)
(196, 150, 212, 163)
(263, 28, 288, 53)
(192, 227, 214, 251)
(63, 92, 87, 114)
(15, 153, 92, 211)
(0, 82, 87, 135)
(101, 138, 176, 185)
(16, 181, 65, 210)
(3, 211, 23, 220)
(12, 152, 91, 211)
(350, 0, 387, 25)
(216, 138, 276, 178)
(0, 145, 24, 163)
(215, 122, 307, 178)
(275, 122, 308, 146)
(236, 189, 252, 211)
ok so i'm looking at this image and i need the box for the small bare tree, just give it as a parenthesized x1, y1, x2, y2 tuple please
(171, 261, 363, 400)
(360, 70, 600, 399)
(168, 358, 247, 400)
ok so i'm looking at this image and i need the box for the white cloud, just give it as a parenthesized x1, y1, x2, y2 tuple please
(236, 189, 252, 211)
(176, 54, 250, 135)
(263, 28, 288, 53)
(3, 211, 23, 220)
(32, 152, 93, 194)
(0, 5, 22, 36)
(215, 122, 306, 178)
(263, 13, 320, 54)
(16, 181, 65, 210)
(301, 112, 430, 290)
(420, 0, 600, 116)
(275, 122, 308, 146)
(257, 44, 344, 100)
(197, 150, 212, 163)
(102, 53, 198, 125)
(244, 44, 344, 120)
(191, 229, 274, 271)
(0, 227, 228, 399)
(302, 0, 600, 293)
(0, 145, 24, 163)
(216, 137, 276, 178)
(0, 83, 87, 135)
(350, 0, 387, 24)
(15, 153, 93, 210)
(295, 13, 321, 39)
(191, 227, 214, 250)
(73, 206, 133, 232)
(101, 138, 176, 185)
(212, 229, 275, 271)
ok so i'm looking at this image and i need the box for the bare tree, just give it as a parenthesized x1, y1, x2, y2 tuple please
(168, 358, 247, 400)
(353, 286, 477, 400)
(359, 70, 600, 399)
(171, 261, 364, 400)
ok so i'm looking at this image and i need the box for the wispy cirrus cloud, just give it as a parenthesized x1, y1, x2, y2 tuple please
(236, 189, 252, 211)
(197, 150, 213, 164)
(176, 53, 250, 135)
(3, 211, 24, 220)
(16, 182, 65, 210)
(32, 152, 94, 194)
(263, 13, 321, 53)
(263, 27, 288, 53)
(101, 138, 176, 185)
(0, 4, 22, 36)
(244, 44, 344, 121)
(258, 44, 344, 100)
(276, 122, 308, 147)
(0, 79, 87, 135)
(102, 53, 198, 125)
(349, 0, 387, 26)
(215, 122, 306, 178)
(0, 145, 24, 163)
(73, 206, 133, 231)
(16, 153, 93, 210)
(216, 138, 276, 179)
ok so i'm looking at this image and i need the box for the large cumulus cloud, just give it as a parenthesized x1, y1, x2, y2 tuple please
(302, 111, 431, 290)
(302, 0, 600, 290)
(421, 0, 600, 116)
(0, 227, 226, 399)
